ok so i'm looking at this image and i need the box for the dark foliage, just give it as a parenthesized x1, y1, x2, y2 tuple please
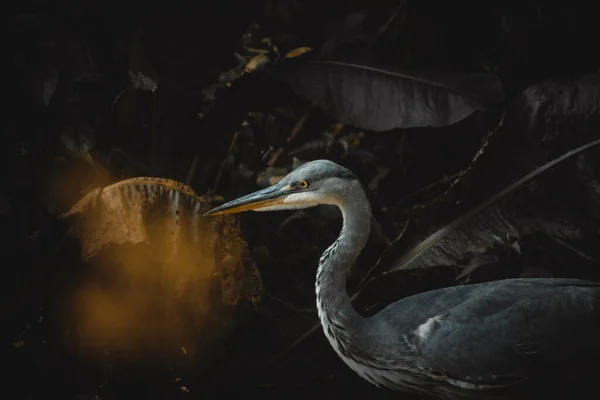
(3, 1, 600, 399)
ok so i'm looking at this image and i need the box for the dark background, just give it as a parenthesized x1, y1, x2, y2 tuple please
(3, 1, 600, 399)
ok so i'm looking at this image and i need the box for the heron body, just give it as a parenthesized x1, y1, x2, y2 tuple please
(206, 160, 600, 399)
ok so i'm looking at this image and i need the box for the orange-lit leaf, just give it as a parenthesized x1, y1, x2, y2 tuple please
(245, 54, 270, 73)
(285, 46, 313, 59)
(61, 177, 263, 356)
(61, 177, 214, 261)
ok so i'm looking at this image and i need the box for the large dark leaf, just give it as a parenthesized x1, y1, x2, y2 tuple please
(271, 58, 505, 131)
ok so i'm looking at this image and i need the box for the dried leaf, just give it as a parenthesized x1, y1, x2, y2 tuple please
(245, 54, 271, 73)
(285, 46, 313, 58)
(272, 58, 505, 130)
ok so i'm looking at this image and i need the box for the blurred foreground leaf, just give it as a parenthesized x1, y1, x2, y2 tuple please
(61, 177, 262, 307)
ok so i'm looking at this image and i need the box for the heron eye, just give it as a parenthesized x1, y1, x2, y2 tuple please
(297, 180, 310, 189)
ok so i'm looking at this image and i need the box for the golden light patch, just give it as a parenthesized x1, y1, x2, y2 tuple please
(58, 173, 263, 358)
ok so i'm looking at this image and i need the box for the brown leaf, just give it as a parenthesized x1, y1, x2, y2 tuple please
(285, 46, 313, 59)
(245, 54, 271, 73)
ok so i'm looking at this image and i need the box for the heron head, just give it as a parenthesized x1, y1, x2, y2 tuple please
(204, 160, 359, 216)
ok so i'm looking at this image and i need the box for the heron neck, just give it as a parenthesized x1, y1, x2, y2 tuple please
(315, 188, 371, 331)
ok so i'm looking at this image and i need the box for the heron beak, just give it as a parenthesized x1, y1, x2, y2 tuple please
(204, 183, 293, 216)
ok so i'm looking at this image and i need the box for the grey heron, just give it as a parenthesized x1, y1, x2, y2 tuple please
(205, 159, 600, 399)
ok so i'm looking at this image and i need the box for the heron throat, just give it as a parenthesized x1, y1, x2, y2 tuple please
(315, 184, 371, 342)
